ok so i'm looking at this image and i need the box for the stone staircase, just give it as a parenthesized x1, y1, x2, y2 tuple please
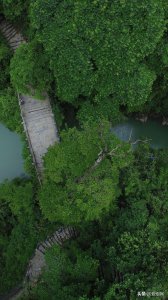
(25, 227, 77, 283)
(1, 227, 77, 299)
(36, 226, 76, 254)
(0, 15, 76, 299)
(0, 15, 25, 51)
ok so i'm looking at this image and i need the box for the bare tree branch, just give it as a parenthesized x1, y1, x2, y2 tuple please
(131, 138, 151, 145)
(76, 137, 151, 184)
(128, 129, 132, 142)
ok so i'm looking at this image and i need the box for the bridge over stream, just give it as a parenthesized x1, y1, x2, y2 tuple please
(0, 16, 60, 180)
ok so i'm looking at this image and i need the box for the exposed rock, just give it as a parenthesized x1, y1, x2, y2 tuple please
(162, 117, 168, 126)
(135, 114, 148, 123)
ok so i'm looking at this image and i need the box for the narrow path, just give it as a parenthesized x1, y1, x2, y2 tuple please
(18, 94, 59, 179)
(0, 16, 77, 300)
(0, 16, 24, 50)
(1, 227, 77, 300)
(0, 17, 60, 179)
(25, 227, 76, 283)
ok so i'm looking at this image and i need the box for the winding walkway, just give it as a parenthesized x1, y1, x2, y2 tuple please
(1, 227, 77, 300)
(26, 227, 77, 283)
(0, 17, 76, 299)
(0, 17, 59, 180)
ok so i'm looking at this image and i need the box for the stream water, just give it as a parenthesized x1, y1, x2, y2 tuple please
(0, 118, 167, 183)
(112, 118, 168, 149)
(0, 124, 26, 183)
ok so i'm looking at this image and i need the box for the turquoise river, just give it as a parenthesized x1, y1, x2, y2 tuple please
(0, 118, 168, 183)
(0, 124, 26, 183)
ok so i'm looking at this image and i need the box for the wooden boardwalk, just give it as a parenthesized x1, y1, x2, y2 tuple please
(0, 17, 60, 179)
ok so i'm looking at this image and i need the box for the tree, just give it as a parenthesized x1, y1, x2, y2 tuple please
(0, 35, 11, 90)
(0, 179, 37, 293)
(30, 0, 165, 114)
(30, 145, 168, 300)
(10, 41, 52, 98)
(0, 87, 21, 132)
(31, 243, 99, 300)
(1, 0, 29, 21)
(103, 145, 168, 299)
(39, 121, 133, 224)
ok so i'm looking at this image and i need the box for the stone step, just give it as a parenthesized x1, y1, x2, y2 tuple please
(40, 242, 48, 250)
(41, 241, 48, 248)
(26, 108, 52, 117)
(65, 227, 74, 238)
(1, 29, 16, 40)
(36, 245, 45, 254)
(0, 22, 14, 32)
(25, 115, 54, 123)
(51, 234, 61, 244)
(9, 39, 21, 45)
(8, 36, 23, 44)
(45, 239, 53, 247)
(22, 106, 52, 114)
(23, 104, 51, 111)
(42, 240, 52, 248)
(53, 232, 63, 245)
(10, 38, 24, 46)
(48, 237, 56, 246)
(3, 28, 17, 40)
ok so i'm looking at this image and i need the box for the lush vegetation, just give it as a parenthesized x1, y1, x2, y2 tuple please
(0, 1, 168, 299)
(0, 179, 37, 293)
(21, 145, 168, 300)
(40, 121, 132, 224)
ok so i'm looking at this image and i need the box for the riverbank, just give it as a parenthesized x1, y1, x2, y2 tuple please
(132, 112, 168, 126)
(112, 117, 168, 149)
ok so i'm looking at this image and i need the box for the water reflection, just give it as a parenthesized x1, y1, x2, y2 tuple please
(0, 124, 26, 182)
(112, 119, 168, 149)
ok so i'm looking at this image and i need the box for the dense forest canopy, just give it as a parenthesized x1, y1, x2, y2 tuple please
(5, 0, 168, 120)
(24, 146, 168, 300)
(30, 0, 164, 107)
(40, 121, 132, 224)
(0, 0, 168, 299)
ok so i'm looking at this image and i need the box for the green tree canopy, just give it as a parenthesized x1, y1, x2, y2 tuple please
(1, 0, 29, 21)
(30, 243, 99, 300)
(0, 35, 11, 90)
(39, 121, 133, 224)
(30, 146, 168, 300)
(30, 0, 165, 113)
(0, 179, 37, 293)
(10, 41, 52, 98)
(0, 88, 21, 132)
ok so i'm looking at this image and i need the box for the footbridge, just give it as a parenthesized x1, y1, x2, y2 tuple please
(0, 17, 60, 181)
